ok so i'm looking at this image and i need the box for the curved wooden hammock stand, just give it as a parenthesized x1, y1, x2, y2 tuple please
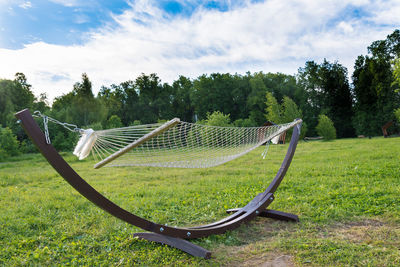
(16, 109, 302, 259)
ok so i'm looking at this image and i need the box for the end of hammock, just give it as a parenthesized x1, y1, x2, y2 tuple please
(73, 129, 97, 160)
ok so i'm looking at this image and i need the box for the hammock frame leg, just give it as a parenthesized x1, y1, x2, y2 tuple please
(133, 232, 212, 259)
(15, 109, 302, 259)
(226, 208, 299, 222)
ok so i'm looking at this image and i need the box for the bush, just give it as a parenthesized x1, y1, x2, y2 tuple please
(316, 114, 336, 140)
(130, 120, 142, 126)
(204, 111, 231, 127)
(20, 139, 37, 154)
(0, 126, 20, 161)
(233, 118, 257, 127)
(106, 115, 123, 129)
(394, 108, 400, 123)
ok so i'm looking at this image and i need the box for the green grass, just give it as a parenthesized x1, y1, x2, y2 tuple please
(1, 137, 399, 266)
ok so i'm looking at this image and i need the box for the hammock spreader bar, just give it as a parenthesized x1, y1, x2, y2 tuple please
(16, 109, 302, 259)
(94, 118, 180, 169)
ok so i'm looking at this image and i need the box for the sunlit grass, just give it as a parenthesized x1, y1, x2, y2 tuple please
(0, 137, 399, 265)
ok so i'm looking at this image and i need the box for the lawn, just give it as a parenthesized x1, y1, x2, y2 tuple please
(0, 137, 399, 266)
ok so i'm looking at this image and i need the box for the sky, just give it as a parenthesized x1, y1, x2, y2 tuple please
(0, 0, 399, 101)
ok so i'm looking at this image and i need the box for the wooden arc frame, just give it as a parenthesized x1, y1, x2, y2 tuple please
(16, 109, 302, 259)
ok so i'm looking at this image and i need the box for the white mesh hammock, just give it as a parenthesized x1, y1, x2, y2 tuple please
(71, 118, 302, 169)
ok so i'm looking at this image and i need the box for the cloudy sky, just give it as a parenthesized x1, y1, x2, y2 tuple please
(0, 0, 399, 101)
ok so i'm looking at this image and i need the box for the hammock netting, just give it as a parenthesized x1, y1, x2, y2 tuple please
(81, 119, 301, 169)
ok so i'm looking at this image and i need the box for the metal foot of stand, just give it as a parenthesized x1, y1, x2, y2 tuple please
(227, 208, 299, 222)
(134, 233, 211, 259)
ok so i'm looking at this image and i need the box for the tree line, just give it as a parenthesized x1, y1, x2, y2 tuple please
(1, 29, 400, 158)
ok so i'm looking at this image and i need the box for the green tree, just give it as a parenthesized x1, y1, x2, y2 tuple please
(120, 80, 140, 125)
(171, 76, 195, 122)
(52, 73, 106, 127)
(32, 93, 50, 113)
(265, 94, 306, 139)
(282, 96, 302, 122)
(263, 72, 305, 106)
(98, 84, 124, 123)
(191, 73, 236, 121)
(0, 80, 15, 127)
(393, 57, 400, 96)
(72, 73, 99, 126)
(298, 60, 354, 138)
(0, 73, 36, 127)
(394, 108, 400, 123)
(0, 126, 20, 161)
(135, 73, 173, 123)
(353, 30, 400, 136)
(265, 92, 282, 124)
(247, 73, 268, 125)
(316, 114, 336, 140)
(12, 73, 35, 112)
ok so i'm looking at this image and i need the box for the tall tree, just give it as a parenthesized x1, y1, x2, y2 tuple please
(247, 73, 268, 125)
(52, 73, 105, 127)
(98, 84, 125, 124)
(171, 76, 195, 122)
(265, 92, 282, 123)
(352, 30, 400, 136)
(135, 73, 173, 123)
(0, 73, 36, 128)
(298, 60, 355, 137)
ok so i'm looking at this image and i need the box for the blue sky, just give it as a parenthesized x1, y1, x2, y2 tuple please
(0, 0, 130, 49)
(0, 0, 399, 100)
(0, 0, 244, 49)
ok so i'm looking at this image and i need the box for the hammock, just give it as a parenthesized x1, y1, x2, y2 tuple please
(34, 112, 301, 169)
(18, 109, 303, 259)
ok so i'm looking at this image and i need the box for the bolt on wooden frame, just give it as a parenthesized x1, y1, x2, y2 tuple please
(15, 109, 302, 259)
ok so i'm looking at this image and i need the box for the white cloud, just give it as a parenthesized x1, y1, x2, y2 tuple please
(18, 1, 31, 9)
(338, 21, 354, 34)
(49, 0, 82, 7)
(0, 0, 399, 101)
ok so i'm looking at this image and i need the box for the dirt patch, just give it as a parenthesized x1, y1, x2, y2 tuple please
(243, 254, 295, 267)
(335, 219, 385, 228)
(215, 240, 295, 267)
(214, 218, 399, 266)
(235, 218, 299, 242)
(220, 250, 295, 267)
(326, 219, 395, 242)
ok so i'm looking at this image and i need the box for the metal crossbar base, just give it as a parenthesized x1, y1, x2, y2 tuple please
(135, 207, 299, 259)
(15, 109, 302, 259)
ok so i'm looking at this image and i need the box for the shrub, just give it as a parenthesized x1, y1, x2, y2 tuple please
(130, 120, 142, 126)
(394, 108, 400, 123)
(20, 139, 37, 154)
(233, 118, 257, 127)
(316, 114, 336, 140)
(107, 115, 123, 129)
(0, 126, 20, 161)
(204, 111, 231, 127)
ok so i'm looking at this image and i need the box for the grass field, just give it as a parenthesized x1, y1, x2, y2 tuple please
(1, 137, 399, 266)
